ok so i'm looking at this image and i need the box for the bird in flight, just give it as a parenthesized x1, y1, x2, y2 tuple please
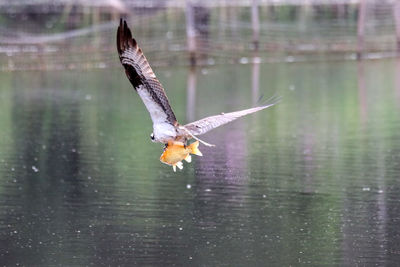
(116, 19, 280, 171)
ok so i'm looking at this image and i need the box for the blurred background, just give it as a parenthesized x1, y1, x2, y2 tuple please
(1, 0, 400, 266)
(1, 0, 400, 70)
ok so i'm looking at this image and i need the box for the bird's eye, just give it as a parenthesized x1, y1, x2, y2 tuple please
(150, 133, 155, 141)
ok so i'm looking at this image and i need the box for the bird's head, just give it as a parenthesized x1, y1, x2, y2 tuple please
(150, 133, 155, 142)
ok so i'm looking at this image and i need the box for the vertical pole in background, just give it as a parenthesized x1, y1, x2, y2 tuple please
(251, 58, 260, 105)
(357, 0, 367, 60)
(251, 0, 260, 51)
(357, 62, 367, 124)
(186, 67, 197, 123)
(299, 0, 312, 33)
(108, 0, 127, 20)
(396, 58, 400, 106)
(394, 1, 400, 53)
(337, 3, 346, 19)
(185, 0, 197, 66)
(251, 0, 260, 103)
(92, 7, 100, 47)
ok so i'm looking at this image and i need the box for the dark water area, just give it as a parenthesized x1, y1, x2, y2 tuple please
(1, 58, 400, 265)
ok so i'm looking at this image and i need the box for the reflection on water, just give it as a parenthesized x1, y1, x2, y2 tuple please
(396, 58, 400, 106)
(357, 61, 367, 124)
(251, 55, 260, 105)
(186, 67, 197, 123)
(1, 59, 400, 265)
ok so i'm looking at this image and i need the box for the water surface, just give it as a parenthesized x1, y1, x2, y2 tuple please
(1, 58, 400, 265)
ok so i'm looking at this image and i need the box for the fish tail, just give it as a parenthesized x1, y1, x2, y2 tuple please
(189, 141, 203, 156)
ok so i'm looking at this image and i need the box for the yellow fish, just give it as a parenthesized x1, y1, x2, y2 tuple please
(160, 141, 203, 172)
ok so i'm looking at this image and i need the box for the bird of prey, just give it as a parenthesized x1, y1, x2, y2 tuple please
(116, 19, 280, 170)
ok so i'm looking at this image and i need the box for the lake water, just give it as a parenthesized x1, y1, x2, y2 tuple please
(1, 58, 400, 265)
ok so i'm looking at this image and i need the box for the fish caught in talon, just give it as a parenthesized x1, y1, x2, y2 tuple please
(117, 19, 280, 171)
(160, 141, 202, 171)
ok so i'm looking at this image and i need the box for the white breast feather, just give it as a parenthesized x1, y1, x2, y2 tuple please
(136, 85, 176, 141)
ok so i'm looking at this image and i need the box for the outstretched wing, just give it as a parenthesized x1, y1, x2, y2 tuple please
(117, 19, 177, 126)
(183, 96, 280, 136)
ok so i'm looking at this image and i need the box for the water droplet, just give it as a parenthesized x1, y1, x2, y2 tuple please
(97, 62, 106, 69)
(166, 31, 173, 39)
(207, 58, 215, 65)
(286, 56, 294, 62)
(240, 57, 249, 64)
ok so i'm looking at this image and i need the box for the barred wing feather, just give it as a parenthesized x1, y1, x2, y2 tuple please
(116, 19, 177, 126)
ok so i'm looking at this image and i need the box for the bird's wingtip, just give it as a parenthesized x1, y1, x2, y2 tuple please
(259, 93, 282, 108)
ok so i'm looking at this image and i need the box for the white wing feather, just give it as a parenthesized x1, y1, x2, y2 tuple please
(183, 96, 280, 136)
